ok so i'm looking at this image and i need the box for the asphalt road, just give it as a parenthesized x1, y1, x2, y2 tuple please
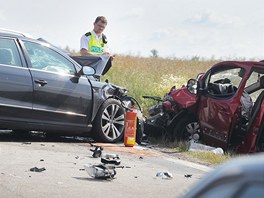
(0, 131, 212, 198)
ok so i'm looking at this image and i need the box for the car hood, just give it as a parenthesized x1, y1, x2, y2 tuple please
(71, 55, 112, 76)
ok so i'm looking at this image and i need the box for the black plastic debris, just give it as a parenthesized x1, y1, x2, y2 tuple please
(184, 174, 192, 178)
(90, 144, 103, 158)
(29, 167, 46, 172)
(84, 164, 116, 180)
(101, 156, 121, 165)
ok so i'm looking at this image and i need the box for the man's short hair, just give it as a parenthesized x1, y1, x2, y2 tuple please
(95, 16, 108, 24)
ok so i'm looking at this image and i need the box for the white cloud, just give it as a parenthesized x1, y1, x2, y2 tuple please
(120, 7, 145, 21)
(186, 10, 242, 27)
(0, 10, 6, 22)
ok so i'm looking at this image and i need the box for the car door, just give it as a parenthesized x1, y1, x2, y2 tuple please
(21, 40, 93, 127)
(198, 66, 244, 149)
(0, 37, 33, 122)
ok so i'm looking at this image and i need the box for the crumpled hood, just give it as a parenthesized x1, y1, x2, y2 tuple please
(71, 55, 112, 76)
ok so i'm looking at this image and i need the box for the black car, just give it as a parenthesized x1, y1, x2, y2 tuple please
(0, 29, 132, 143)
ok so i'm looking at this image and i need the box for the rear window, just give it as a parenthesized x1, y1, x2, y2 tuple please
(0, 38, 22, 67)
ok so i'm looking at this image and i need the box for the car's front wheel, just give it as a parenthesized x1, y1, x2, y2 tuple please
(93, 98, 126, 143)
(172, 116, 200, 142)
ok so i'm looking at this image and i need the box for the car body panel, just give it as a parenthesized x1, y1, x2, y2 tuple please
(30, 69, 93, 125)
(0, 37, 33, 122)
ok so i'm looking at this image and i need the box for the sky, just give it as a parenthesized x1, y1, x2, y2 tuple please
(1, 0, 264, 59)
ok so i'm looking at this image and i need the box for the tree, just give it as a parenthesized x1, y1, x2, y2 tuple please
(150, 49, 158, 58)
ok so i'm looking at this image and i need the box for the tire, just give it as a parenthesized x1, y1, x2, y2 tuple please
(93, 98, 126, 143)
(172, 116, 199, 142)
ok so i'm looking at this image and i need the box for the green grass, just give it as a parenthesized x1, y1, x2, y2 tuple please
(103, 55, 218, 112)
(185, 150, 232, 165)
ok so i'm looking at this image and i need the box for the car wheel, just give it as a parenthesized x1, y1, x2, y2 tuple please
(172, 116, 200, 141)
(93, 98, 126, 143)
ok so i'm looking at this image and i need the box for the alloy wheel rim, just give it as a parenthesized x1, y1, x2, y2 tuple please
(185, 122, 200, 140)
(101, 104, 125, 140)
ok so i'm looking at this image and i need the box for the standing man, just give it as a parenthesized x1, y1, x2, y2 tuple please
(80, 16, 110, 56)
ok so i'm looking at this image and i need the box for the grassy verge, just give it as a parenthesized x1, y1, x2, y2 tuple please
(103, 55, 218, 112)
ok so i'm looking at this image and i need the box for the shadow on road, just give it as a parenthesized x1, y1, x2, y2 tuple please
(0, 130, 95, 143)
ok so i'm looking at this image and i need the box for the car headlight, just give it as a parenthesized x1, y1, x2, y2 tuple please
(102, 85, 115, 99)
(102, 84, 127, 99)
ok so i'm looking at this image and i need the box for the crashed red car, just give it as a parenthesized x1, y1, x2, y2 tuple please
(144, 60, 264, 153)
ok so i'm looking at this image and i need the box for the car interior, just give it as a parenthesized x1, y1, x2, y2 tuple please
(0, 48, 12, 65)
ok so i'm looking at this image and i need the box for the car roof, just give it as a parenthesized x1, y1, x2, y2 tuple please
(212, 60, 264, 71)
(0, 28, 34, 39)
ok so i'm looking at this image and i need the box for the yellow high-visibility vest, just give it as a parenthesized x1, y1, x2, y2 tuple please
(87, 32, 105, 55)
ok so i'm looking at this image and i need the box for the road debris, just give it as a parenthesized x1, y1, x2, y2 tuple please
(101, 156, 121, 165)
(90, 144, 103, 158)
(184, 174, 192, 178)
(156, 171, 173, 179)
(188, 141, 224, 155)
(29, 167, 46, 172)
(84, 164, 116, 180)
(22, 142, 31, 145)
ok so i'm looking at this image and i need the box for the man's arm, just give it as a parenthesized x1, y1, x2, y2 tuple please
(80, 35, 92, 56)
(80, 48, 93, 56)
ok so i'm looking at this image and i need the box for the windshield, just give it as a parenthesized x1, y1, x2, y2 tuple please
(204, 67, 244, 97)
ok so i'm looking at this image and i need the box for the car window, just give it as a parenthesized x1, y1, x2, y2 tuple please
(245, 71, 264, 102)
(0, 38, 22, 66)
(206, 67, 244, 97)
(23, 41, 76, 75)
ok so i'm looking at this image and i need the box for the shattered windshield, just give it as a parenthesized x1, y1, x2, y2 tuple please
(206, 67, 244, 97)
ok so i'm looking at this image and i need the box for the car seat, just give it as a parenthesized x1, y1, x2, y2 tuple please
(246, 90, 264, 131)
(0, 48, 12, 65)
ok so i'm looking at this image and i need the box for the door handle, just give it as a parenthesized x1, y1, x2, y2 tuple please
(34, 79, 48, 86)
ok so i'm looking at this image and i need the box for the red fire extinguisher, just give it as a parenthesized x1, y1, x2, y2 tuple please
(124, 109, 137, 147)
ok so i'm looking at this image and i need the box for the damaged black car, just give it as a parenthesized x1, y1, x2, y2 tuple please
(0, 29, 137, 143)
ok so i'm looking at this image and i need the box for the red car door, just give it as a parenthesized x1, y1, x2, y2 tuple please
(198, 65, 245, 150)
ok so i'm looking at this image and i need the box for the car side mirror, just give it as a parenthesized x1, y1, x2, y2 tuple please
(82, 66, 96, 76)
(187, 79, 197, 94)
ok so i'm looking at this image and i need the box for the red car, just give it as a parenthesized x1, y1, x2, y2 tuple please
(144, 60, 264, 153)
